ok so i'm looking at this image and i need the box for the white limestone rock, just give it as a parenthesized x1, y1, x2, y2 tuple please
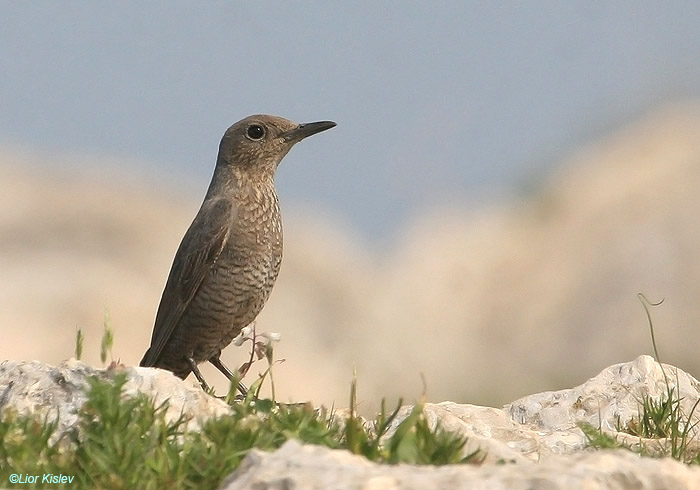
(381, 355, 700, 462)
(0, 358, 230, 440)
(220, 439, 700, 490)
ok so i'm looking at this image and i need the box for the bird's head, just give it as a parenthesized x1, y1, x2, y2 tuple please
(216, 115, 336, 178)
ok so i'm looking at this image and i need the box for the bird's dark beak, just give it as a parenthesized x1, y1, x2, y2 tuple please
(283, 120, 336, 143)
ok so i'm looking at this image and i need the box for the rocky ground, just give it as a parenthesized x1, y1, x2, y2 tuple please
(2, 355, 699, 489)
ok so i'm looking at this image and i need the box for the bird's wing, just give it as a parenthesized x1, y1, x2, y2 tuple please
(140, 198, 234, 367)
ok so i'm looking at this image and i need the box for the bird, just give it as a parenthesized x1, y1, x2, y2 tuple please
(140, 114, 336, 392)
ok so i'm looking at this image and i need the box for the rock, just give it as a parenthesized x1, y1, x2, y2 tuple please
(383, 356, 700, 462)
(0, 358, 230, 440)
(387, 403, 535, 464)
(506, 354, 700, 458)
(220, 439, 700, 490)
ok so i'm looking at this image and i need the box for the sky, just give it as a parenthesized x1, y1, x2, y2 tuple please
(2, 2, 700, 242)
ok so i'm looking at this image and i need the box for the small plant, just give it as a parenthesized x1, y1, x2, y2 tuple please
(74, 328, 84, 360)
(578, 421, 624, 450)
(343, 376, 481, 465)
(100, 308, 114, 364)
(625, 386, 700, 462)
(229, 323, 283, 401)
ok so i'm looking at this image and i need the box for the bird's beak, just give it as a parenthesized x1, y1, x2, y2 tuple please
(283, 120, 336, 143)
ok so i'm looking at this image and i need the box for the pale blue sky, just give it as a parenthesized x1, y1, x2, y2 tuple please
(2, 2, 700, 240)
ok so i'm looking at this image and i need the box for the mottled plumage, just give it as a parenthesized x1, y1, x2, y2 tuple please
(140, 115, 335, 390)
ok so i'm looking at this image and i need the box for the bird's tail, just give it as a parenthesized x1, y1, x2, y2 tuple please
(139, 348, 154, 367)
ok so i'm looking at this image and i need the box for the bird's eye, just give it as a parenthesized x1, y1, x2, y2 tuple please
(246, 124, 265, 140)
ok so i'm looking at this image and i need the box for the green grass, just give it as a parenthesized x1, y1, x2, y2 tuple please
(0, 372, 481, 489)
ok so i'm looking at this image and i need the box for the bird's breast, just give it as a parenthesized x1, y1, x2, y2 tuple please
(218, 189, 283, 298)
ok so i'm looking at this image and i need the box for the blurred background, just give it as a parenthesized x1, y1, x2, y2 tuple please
(2, 3, 700, 411)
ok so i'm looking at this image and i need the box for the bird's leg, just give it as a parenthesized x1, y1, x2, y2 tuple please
(209, 356, 248, 396)
(187, 357, 211, 392)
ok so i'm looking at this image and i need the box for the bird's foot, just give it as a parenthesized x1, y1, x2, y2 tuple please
(187, 357, 213, 392)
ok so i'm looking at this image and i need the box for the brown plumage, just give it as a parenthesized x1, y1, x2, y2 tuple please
(140, 115, 336, 390)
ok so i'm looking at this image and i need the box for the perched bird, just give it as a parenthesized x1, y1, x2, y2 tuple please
(140, 115, 336, 392)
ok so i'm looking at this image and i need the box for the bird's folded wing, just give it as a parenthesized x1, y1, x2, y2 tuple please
(140, 198, 233, 367)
